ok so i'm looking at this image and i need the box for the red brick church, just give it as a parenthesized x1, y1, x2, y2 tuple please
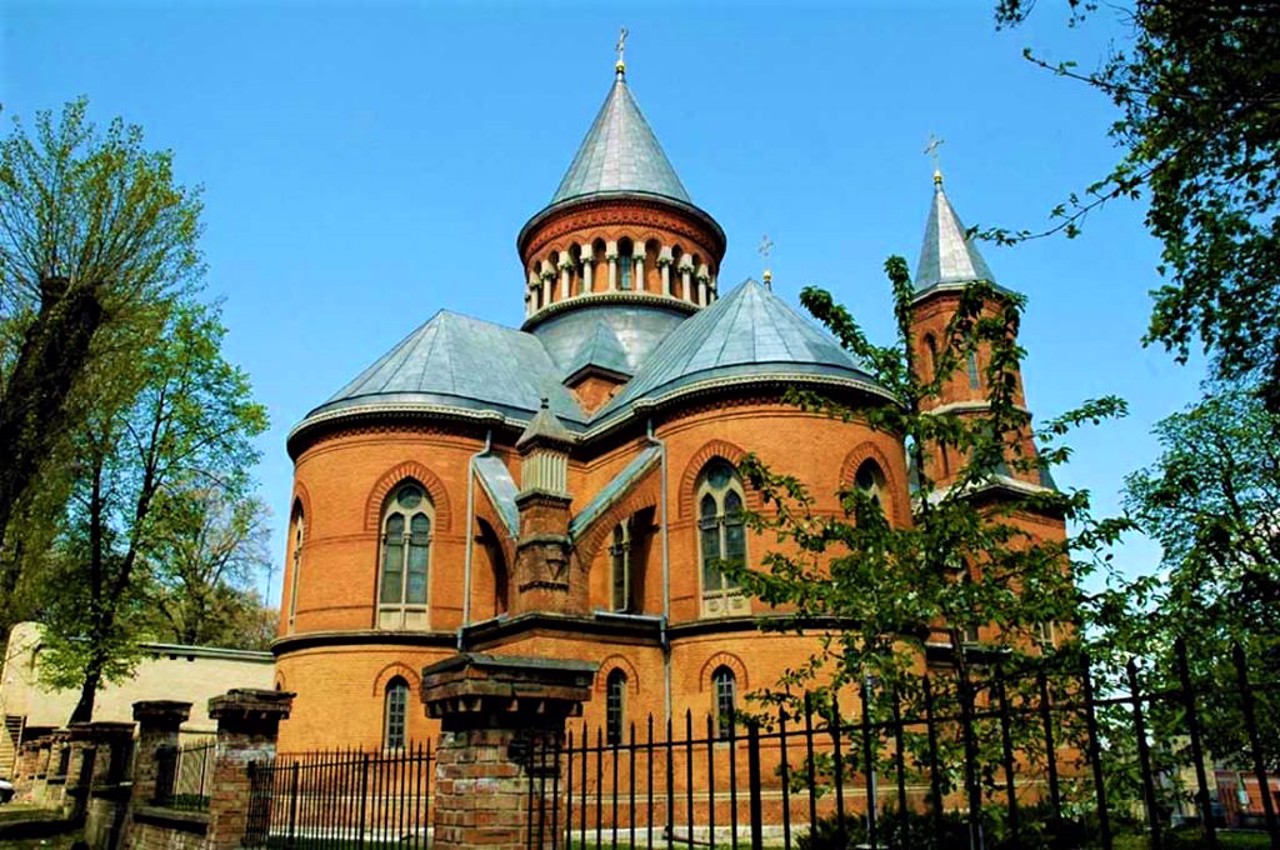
(273, 55, 1062, 752)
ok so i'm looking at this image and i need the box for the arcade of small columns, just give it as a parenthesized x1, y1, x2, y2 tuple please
(524, 236, 719, 318)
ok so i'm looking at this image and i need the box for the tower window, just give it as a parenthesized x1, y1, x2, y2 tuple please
(610, 520, 632, 612)
(606, 669, 627, 745)
(378, 482, 432, 630)
(618, 239, 633, 290)
(967, 351, 981, 390)
(698, 461, 747, 616)
(712, 666, 736, 740)
(287, 502, 304, 633)
(384, 677, 409, 749)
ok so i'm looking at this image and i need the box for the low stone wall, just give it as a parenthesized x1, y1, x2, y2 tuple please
(128, 806, 208, 850)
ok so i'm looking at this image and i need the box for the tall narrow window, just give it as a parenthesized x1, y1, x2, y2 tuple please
(606, 669, 627, 745)
(384, 677, 409, 749)
(618, 240, 633, 290)
(698, 461, 748, 615)
(967, 351, 981, 389)
(712, 666, 736, 740)
(287, 503, 304, 633)
(924, 334, 939, 381)
(378, 483, 433, 630)
(610, 520, 632, 612)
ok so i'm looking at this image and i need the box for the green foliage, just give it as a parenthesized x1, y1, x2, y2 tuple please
(1120, 382, 1280, 768)
(730, 257, 1129, 702)
(147, 482, 277, 649)
(35, 300, 267, 721)
(0, 97, 203, 615)
(991, 2, 1280, 412)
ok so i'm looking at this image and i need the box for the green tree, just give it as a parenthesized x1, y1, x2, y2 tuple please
(37, 301, 267, 723)
(147, 481, 275, 648)
(1123, 381, 1280, 767)
(0, 98, 202, 602)
(730, 258, 1132, 841)
(991, 1, 1280, 411)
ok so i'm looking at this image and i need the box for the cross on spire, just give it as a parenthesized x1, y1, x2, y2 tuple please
(615, 27, 629, 76)
(924, 133, 945, 185)
(759, 234, 774, 287)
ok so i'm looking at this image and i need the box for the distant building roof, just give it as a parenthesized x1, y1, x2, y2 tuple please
(549, 74, 691, 207)
(597, 278, 889, 417)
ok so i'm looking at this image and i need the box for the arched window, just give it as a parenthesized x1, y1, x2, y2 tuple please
(384, 677, 409, 749)
(967, 351, 981, 389)
(923, 334, 939, 381)
(606, 669, 627, 745)
(610, 519, 632, 613)
(287, 502, 305, 633)
(378, 482, 432, 630)
(854, 460, 887, 518)
(618, 239, 633, 290)
(698, 461, 747, 616)
(712, 666, 736, 740)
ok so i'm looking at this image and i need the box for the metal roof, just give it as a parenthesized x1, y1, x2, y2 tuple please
(914, 178, 998, 293)
(564, 320, 633, 380)
(597, 278, 885, 417)
(474, 454, 519, 536)
(302, 310, 587, 428)
(550, 74, 691, 206)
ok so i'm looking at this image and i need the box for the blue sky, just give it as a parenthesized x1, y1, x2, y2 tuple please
(2, 1, 1205, 605)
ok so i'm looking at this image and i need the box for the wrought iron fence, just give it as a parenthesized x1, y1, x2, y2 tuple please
(546, 640, 1279, 850)
(153, 736, 217, 810)
(244, 742, 433, 848)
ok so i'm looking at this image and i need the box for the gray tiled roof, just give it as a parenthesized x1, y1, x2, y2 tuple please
(597, 279, 885, 417)
(304, 310, 587, 428)
(550, 75, 691, 206)
(564, 320, 633, 379)
(914, 180, 998, 292)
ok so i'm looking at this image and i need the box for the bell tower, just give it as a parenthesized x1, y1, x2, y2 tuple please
(909, 171, 1046, 493)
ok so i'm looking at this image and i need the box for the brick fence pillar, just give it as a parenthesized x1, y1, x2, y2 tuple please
(421, 653, 597, 850)
(45, 729, 72, 808)
(61, 724, 100, 821)
(81, 721, 136, 850)
(130, 700, 192, 805)
(205, 688, 294, 850)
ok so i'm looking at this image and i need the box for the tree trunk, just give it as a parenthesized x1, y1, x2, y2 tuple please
(69, 667, 101, 725)
(0, 278, 104, 575)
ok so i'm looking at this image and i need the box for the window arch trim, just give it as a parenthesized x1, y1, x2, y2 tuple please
(383, 676, 410, 750)
(678, 440, 763, 520)
(839, 442, 907, 527)
(364, 461, 453, 533)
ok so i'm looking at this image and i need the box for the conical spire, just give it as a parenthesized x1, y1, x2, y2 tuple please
(550, 71, 691, 206)
(913, 174, 997, 293)
(516, 397, 576, 451)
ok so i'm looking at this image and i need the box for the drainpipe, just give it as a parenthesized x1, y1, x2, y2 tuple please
(459, 429, 492, 650)
(646, 419, 672, 724)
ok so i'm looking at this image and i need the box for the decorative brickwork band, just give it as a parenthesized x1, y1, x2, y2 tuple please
(421, 653, 597, 849)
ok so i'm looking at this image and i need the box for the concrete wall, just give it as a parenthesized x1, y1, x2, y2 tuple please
(0, 623, 275, 732)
